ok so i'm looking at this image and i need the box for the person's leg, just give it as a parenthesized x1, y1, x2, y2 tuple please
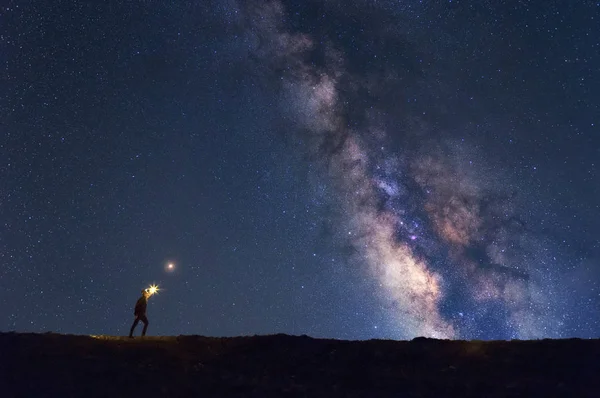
(141, 315, 149, 336)
(129, 317, 140, 337)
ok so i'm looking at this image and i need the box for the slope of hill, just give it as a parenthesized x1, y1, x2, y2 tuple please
(1, 332, 598, 397)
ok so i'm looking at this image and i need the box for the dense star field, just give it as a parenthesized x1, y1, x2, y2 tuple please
(1, 1, 599, 340)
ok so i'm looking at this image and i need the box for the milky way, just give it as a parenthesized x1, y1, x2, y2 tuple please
(240, 0, 575, 339)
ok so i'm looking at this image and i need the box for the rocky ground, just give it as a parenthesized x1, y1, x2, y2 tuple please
(1, 332, 598, 397)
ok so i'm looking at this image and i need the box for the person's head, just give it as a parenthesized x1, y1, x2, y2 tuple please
(142, 289, 150, 299)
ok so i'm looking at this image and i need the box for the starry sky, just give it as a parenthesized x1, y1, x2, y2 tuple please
(2, 0, 599, 340)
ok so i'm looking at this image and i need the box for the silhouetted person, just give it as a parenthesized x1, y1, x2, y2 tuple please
(129, 289, 151, 338)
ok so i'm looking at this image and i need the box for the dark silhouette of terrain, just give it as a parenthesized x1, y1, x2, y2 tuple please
(1, 332, 598, 397)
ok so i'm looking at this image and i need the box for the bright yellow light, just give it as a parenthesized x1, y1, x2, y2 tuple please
(147, 284, 159, 296)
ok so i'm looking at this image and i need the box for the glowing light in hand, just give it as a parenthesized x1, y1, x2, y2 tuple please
(147, 284, 159, 296)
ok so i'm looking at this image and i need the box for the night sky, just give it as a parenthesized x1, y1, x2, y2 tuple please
(2, 0, 599, 340)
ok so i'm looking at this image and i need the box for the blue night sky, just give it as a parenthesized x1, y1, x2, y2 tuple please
(1, 0, 599, 340)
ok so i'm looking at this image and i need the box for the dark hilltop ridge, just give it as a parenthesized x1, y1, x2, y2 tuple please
(1, 332, 599, 397)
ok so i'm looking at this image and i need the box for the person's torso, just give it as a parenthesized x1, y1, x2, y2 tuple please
(135, 297, 147, 314)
